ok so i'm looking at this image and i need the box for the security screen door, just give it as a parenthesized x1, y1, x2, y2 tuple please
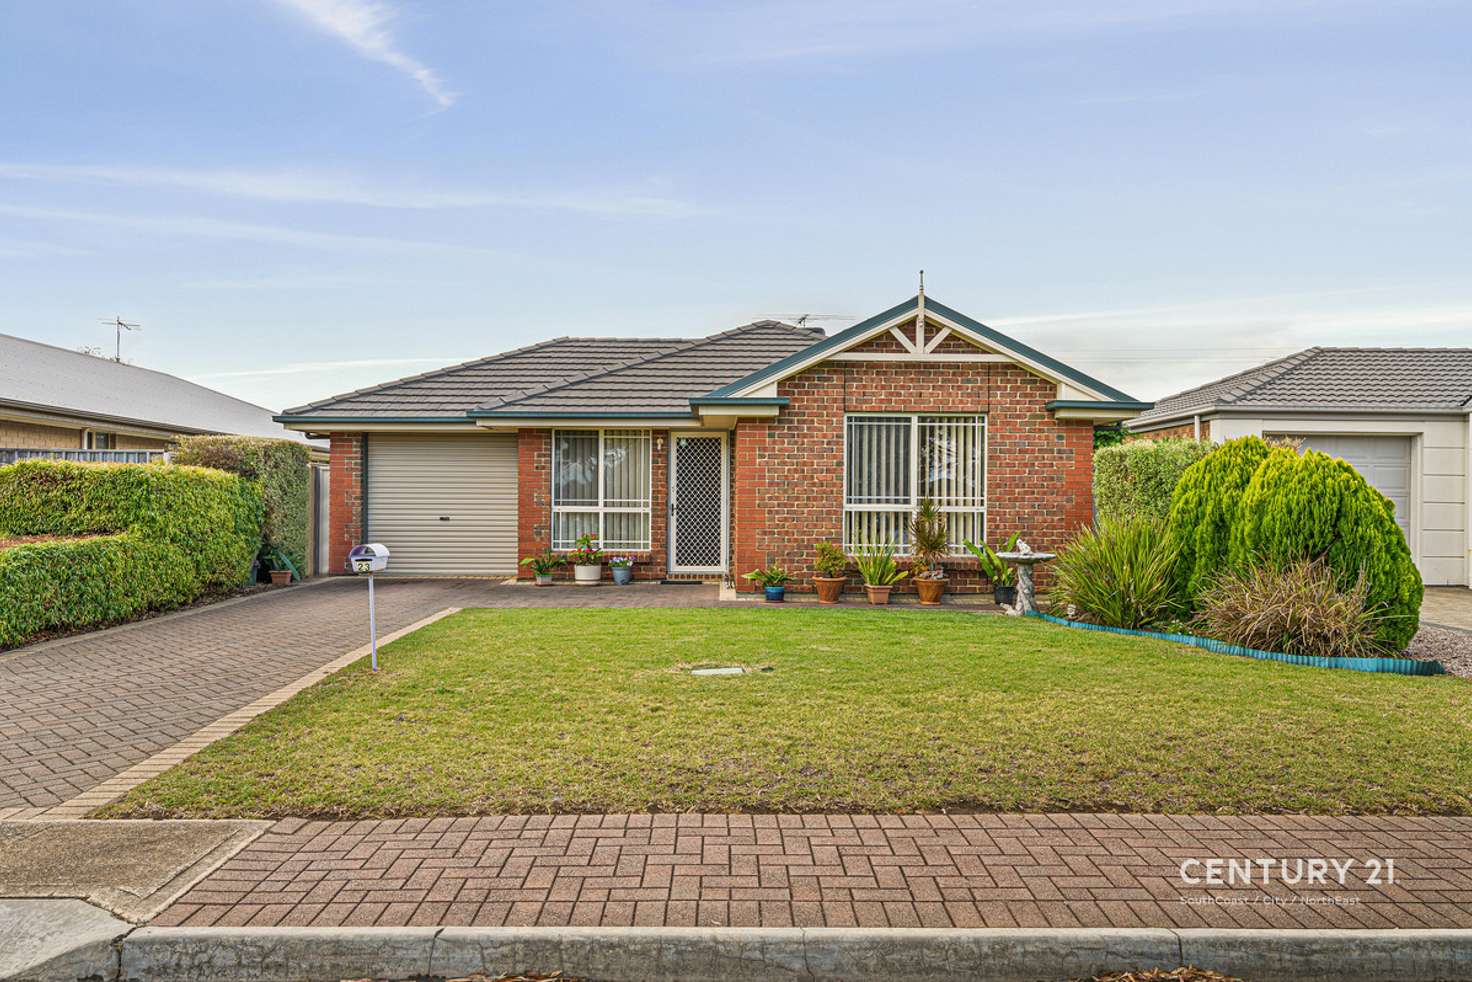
(670, 434, 728, 573)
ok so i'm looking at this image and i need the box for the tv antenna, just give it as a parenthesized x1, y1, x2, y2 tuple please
(775, 313, 853, 329)
(99, 315, 141, 362)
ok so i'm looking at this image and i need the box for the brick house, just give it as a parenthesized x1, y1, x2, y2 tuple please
(278, 294, 1149, 593)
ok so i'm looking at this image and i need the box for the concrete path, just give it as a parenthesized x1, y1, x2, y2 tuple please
(1424, 586, 1472, 632)
(154, 813, 1472, 932)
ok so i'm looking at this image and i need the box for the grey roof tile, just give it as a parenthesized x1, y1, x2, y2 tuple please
(1131, 347, 1472, 428)
(285, 321, 825, 419)
(0, 333, 313, 442)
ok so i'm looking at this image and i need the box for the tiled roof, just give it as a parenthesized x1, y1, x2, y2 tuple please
(282, 322, 824, 420)
(0, 332, 313, 442)
(1131, 347, 1472, 428)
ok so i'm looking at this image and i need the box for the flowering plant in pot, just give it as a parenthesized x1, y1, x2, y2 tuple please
(566, 533, 604, 586)
(852, 539, 907, 605)
(608, 554, 636, 585)
(908, 498, 949, 606)
(812, 540, 848, 604)
(519, 549, 564, 586)
(742, 563, 790, 602)
(963, 532, 1020, 606)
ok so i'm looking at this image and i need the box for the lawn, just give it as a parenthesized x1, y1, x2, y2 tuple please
(101, 608, 1472, 819)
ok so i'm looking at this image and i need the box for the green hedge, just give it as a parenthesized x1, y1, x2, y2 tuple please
(1094, 438, 1213, 523)
(173, 436, 311, 574)
(1165, 436, 1273, 604)
(1231, 448, 1423, 649)
(0, 461, 262, 647)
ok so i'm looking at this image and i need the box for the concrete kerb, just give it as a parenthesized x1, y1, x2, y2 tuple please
(99, 926, 1472, 982)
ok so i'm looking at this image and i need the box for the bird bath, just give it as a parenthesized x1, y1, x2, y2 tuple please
(996, 551, 1056, 615)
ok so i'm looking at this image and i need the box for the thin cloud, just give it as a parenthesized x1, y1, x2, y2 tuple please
(270, 0, 456, 108)
(192, 356, 468, 381)
(0, 237, 89, 259)
(0, 163, 708, 218)
(0, 203, 497, 255)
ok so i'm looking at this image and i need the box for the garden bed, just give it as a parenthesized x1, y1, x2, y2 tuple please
(100, 608, 1471, 819)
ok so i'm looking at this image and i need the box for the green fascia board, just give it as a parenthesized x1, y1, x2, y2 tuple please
(466, 409, 696, 419)
(689, 397, 790, 407)
(700, 294, 1142, 404)
(1045, 399, 1155, 411)
(273, 414, 476, 424)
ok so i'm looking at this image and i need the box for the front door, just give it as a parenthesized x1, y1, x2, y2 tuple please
(670, 433, 728, 573)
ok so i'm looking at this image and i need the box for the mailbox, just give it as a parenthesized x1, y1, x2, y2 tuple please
(348, 543, 389, 575)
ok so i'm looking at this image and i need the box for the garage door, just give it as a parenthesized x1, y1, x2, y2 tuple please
(1291, 435, 1411, 536)
(366, 433, 518, 576)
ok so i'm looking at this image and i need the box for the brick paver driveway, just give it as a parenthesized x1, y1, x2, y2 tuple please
(0, 579, 723, 810)
(154, 813, 1472, 930)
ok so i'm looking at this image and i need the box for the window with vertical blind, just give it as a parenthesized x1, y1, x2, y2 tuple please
(552, 429, 652, 550)
(843, 414, 985, 553)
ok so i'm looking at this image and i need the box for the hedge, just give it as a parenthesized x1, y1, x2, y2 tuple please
(0, 461, 262, 647)
(1231, 448, 1423, 650)
(1094, 438, 1213, 523)
(173, 436, 311, 575)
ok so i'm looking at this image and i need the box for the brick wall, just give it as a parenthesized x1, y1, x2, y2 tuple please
(0, 419, 82, 449)
(327, 432, 363, 575)
(1133, 420, 1210, 441)
(732, 361, 1094, 594)
(516, 428, 672, 581)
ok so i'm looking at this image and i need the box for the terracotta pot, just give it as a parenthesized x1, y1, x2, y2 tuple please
(864, 584, 892, 605)
(813, 576, 846, 605)
(269, 569, 292, 586)
(915, 577, 947, 606)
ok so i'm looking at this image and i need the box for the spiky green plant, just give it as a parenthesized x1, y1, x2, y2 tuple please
(962, 532, 1019, 587)
(851, 539, 909, 587)
(1052, 516, 1182, 630)
(908, 498, 949, 579)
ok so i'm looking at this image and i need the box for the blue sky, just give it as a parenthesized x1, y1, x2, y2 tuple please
(1, 0, 1468, 411)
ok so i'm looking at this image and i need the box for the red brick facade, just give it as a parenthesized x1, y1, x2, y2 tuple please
(731, 359, 1094, 594)
(326, 432, 363, 575)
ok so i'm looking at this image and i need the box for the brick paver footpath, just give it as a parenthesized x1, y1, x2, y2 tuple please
(155, 813, 1472, 931)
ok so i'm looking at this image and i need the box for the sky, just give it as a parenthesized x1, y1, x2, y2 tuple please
(0, 0, 1468, 412)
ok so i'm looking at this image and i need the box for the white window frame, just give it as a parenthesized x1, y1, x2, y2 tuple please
(842, 413, 987, 554)
(551, 429, 653, 551)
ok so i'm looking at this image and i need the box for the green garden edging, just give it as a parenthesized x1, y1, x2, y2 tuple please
(1027, 610, 1446, 676)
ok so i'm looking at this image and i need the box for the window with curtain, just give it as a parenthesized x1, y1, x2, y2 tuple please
(552, 429, 652, 550)
(843, 414, 985, 553)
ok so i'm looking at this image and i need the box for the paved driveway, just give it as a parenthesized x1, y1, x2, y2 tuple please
(0, 579, 723, 812)
(1423, 586, 1472, 632)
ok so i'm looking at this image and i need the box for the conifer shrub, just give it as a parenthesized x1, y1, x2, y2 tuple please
(1165, 436, 1274, 605)
(1230, 448, 1422, 649)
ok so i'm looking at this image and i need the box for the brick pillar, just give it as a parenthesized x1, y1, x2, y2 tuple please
(732, 419, 769, 591)
(327, 432, 363, 575)
(517, 429, 552, 578)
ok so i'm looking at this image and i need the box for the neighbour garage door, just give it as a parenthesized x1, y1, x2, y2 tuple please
(366, 433, 518, 576)
(1291, 435, 1412, 537)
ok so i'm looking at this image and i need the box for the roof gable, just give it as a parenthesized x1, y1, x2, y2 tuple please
(702, 294, 1141, 405)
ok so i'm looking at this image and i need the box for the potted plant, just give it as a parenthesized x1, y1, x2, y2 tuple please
(567, 533, 604, 586)
(743, 563, 790, 602)
(608, 554, 636, 585)
(909, 498, 949, 606)
(812, 540, 848, 604)
(963, 532, 1020, 606)
(519, 549, 564, 586)
(263, 547, 296, 587)
(852, 539, 908, 605)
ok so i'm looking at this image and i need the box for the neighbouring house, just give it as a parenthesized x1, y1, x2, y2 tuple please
(0, 332, 314, 457)
(277, 293, 1149, 591)
(1127, 347, 1472, 587)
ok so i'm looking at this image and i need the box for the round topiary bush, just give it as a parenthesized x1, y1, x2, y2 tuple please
(1229, 448, 1422, 649)
(1165, 435, 1273, 605)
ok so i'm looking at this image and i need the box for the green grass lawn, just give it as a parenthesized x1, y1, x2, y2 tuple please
(101, 608, 1472, 819)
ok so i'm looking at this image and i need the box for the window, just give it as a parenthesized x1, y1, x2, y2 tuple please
(843, 414, 985, 553)
(552, 429, 652, 550)
(85, 431, 115, 450)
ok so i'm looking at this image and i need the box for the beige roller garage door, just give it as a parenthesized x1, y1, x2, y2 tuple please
(366, 433, 518, 576)
(1292, 434, 1412, 537)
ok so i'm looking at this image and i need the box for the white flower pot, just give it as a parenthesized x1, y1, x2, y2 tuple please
(574, 563, 603, 586)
